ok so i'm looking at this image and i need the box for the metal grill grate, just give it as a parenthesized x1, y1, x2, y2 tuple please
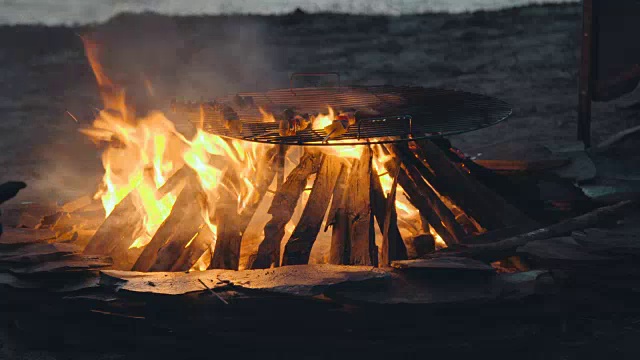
(171, 86, 512, 146)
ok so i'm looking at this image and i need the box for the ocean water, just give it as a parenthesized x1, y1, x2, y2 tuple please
(1, 0, 577, 25)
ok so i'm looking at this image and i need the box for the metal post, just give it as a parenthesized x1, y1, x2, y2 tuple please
(578, 0, 594, 148)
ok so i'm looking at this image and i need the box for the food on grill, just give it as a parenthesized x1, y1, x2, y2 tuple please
(278, 109, 312, 136)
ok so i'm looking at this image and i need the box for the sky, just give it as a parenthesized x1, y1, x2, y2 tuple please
(0, 0, 577, 25)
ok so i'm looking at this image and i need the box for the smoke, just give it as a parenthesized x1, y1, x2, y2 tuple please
(84, 14, 283, 110)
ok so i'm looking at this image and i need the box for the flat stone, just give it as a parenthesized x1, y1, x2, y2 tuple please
(101, 264, 390, 297)
(392, 257, 495, 272)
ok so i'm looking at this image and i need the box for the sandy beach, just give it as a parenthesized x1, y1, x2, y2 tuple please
(0, 3, 637, 203)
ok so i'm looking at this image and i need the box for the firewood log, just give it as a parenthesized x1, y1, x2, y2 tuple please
(171, 225, 214, 271)
(249, 150, 323, 269)
(132, 180, 202, 272)
(83, 193, 144, 270)
(345, 147, 376, 266)
(383, 144, 465, 247)
(371, 159, 407, 265)
(410, 140, 533, 230)
(437, 200, 634, 262)
(210, 146, 280, 270)
(282, 155, 344, 265)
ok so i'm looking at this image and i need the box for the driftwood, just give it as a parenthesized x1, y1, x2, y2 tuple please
(211, 147, 280, 270)
(371, 159, 407, 266)
(440, 200, 635, 262)
(132, 181, 201, 272)
(282, 156, 344, 265)
(250, 150, 323, 269)
(411, 140, 534, 230)
(383, 144, 465, 246)
(83, 193, 144, 270)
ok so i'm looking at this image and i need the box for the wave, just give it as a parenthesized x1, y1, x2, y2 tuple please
(1, 0, 578, 26)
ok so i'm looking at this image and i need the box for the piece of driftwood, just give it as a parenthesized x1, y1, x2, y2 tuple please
(384, 144, 464, 246)
(441, 200, 634, 262)
(101, 264, 389, 297)
(171, 225, 213, 272)
(411, 140, 533, 231)
(282, 156, 343, 265)
(371, 159, 407, 266)
(83, 193, 144, 269)
(132, 181, 201, 272)
(250, 150, 323, 269)
(211, 147, 280, 270)
(342, 147, 376, 266)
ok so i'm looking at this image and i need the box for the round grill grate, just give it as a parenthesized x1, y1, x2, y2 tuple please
(171, 86, 512, 146)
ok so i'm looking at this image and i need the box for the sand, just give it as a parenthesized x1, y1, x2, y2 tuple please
(2, 3, 638, 204)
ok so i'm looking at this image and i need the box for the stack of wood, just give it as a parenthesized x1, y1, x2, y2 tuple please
(0, 139, 553, 273)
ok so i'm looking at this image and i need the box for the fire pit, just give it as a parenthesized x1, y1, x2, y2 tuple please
(55, 38, 537, 273)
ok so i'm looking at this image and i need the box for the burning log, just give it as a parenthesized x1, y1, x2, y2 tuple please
(371, 159, 407, 265)
(132, 179, 202, 272)
(249, 150, 323, 269)
(327, 160, 351, 265)
(383, 144, 465, 246)
(83, 193, 144, 270)
(409, 140, 533, 230)
(211, 146, 281, 270)
(149, 202, 205, 271)
(440, 200, 635, 262)
(329, 147, 377, 266)
(171, 225, 214, 272)
(282, 155, 344, 265)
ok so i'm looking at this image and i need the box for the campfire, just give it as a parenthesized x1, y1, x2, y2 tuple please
(50, 37, 538, 273)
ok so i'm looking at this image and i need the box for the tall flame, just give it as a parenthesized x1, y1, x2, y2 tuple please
(81, 37, 268, 251)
